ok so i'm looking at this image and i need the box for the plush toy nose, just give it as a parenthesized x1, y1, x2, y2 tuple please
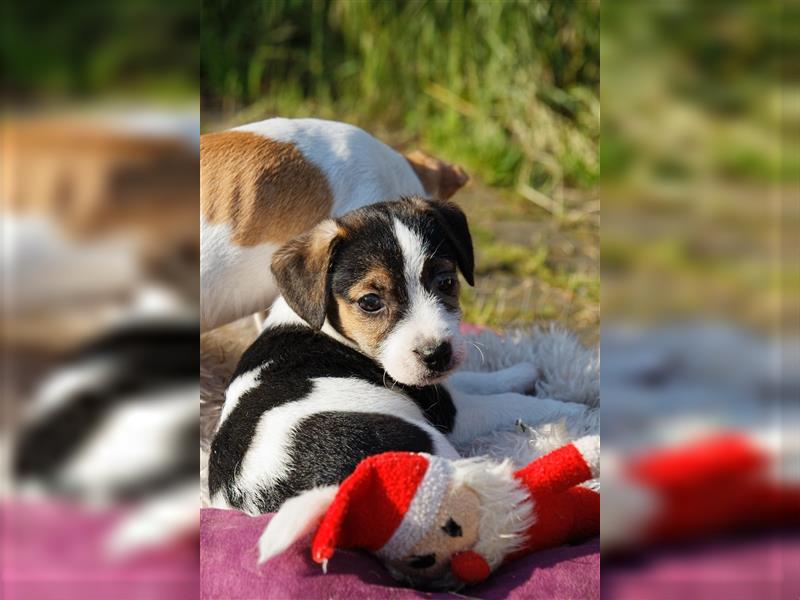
(450, 550, 490, 585)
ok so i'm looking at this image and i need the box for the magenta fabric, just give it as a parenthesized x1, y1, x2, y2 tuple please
(201, 508, 600, 599)
(1, 501, 198, 600)
(603, 535, 800, 600)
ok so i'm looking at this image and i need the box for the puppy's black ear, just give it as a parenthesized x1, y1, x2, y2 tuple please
(271, 220, 341, 329)
(428, 200, 475, 286)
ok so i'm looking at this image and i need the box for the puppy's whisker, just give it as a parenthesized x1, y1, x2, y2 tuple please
(382, 369, 390, 390)
(469, 341, 486, 365)
(421, 384, 441, 414)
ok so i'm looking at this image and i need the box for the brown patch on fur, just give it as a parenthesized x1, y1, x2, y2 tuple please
(3, 118, 198, 242)
(332, 265, 397, 352)
(334, 297, 392, 353)
(270, 219, 342, 329)
(201, 131, 334, 246)
(405, 151, 469, 200)
(348, 265, 395, 298)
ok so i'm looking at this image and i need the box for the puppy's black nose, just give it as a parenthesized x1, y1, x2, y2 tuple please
(416, 342, 452, 371)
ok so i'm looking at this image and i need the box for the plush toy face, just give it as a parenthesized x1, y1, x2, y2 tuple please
(386, 482, 481, 582)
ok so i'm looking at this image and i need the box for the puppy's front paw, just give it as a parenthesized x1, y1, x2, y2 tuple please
(503, 362, 540, 395)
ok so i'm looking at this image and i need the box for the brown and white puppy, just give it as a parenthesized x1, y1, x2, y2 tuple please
(200, 118, 468, 331)
(208, 197, 589, 516)
(2, 113, 199, 332)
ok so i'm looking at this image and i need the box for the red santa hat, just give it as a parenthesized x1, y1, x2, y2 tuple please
(311, 452, 453, 565)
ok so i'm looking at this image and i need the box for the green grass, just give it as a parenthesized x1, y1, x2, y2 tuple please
(449, 184, 598, 343)
(202, 0, 599, 197)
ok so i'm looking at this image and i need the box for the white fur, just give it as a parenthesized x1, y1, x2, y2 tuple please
(24, 359, 115, 423)
(202, 118, 427, 331)
(220, 376, 459, 515)
(218, 367, 263, 428)
(379, 219, 465, 385)
(105, 481, 199, 558)
(460, 326, 599, 409)
(200, 219, 278, 331)
(56, 384, 198, 503)
(258, 485, 338, 564)
(573, 435, 600, 478)
(263, 295, 307, 328)
(264, 296, 359, 350)
(600, 451, 659, 550)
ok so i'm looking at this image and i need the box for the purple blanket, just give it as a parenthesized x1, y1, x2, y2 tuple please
(201, 508, 600, 599)
(2, 501, 198, 600)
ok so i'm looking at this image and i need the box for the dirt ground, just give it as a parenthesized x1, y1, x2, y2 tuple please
(455, 181, 599, 347)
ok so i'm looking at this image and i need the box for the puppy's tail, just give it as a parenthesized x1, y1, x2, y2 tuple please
(257, 486, 339, 564)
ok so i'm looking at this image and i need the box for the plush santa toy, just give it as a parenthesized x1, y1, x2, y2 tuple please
(602, 432, 800, 553)
(258, 436, 600, 589)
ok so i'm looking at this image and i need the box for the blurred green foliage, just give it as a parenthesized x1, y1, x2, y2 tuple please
(601, 1, 795, 332)
(202, 0, 599, 195)
(1, 0, 198, 100)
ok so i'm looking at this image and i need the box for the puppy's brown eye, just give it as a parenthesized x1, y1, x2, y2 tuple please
(436, 275, 457, 295)
(408, 553, 436, 569)
(441, 518, 462, 537)
(357, 294, 384, 313)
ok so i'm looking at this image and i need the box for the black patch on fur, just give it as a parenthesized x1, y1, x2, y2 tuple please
(252, 411, 434, 512)
(391, 198, 474, 286)
(208, 325, 456, 509)
(13, 319, 198, 497)
(68, 320, 198, 383)
(330, 211, 408, 303)
(14, 390, 108, 481)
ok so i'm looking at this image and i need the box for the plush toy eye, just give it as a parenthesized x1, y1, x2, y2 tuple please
(441, 517, 463, 537)
(407, 553, 436, 569)
(357, 294, 384, 313)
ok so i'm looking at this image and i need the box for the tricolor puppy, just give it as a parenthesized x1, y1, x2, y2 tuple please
(209, 197, 589, 515)
(200, 118, 468, 331)
(13, 303, 199, 557)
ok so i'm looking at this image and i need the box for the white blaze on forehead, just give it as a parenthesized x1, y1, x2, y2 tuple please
(392, 218, 441, 327)
(393, 217, 427, 289)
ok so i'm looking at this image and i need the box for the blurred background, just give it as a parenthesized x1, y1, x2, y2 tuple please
(601, 2, 798, 598)
(2, 1, 199, 598)
(201, 0, 600, 344)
